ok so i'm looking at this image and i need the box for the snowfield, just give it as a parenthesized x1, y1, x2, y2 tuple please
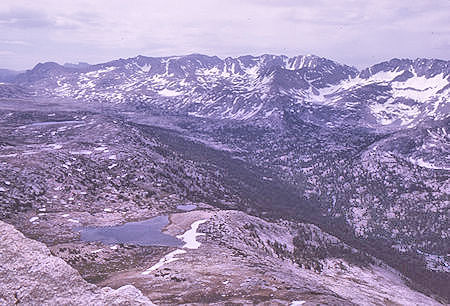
(142, 218, 208, 274)
(176, 219, 207, 249)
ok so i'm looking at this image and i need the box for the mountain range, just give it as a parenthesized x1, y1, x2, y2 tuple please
(13, 54, 449, 128)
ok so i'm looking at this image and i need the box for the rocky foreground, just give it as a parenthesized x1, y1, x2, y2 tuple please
(0, 219, 154, 305)
(0, 209, 443, 305)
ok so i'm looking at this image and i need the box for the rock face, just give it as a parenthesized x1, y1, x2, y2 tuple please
(0, 220, 154, 305)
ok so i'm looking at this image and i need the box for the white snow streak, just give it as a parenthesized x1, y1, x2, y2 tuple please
(408, 157, 450, 170)
(159, 88, 182, 97)
(176, 219, 207, 249)
(142, 249, 187, 274)
(290, 301, 306, 306)
(142, 219, 208, 274)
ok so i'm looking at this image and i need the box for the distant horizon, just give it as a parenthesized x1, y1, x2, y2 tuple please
(3, 52, 450, 72)
(1, 0, 448, 71)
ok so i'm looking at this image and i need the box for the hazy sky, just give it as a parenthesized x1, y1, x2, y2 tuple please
(0, 0, 449, 70)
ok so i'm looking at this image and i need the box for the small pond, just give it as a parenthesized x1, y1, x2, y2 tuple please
(78, 215, 183, 247)
(176, 204, 197, 211)
(26, 120, 82, 127)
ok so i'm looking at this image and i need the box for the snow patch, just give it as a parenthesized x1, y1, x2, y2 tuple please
(142, 249, 187, 275)
(94, 146, 108, 152)
(142, 218, 208, 274)
(70, 150, 92, 155)
(409, 157, 450, 170)
(84, 66, 116, 77)
(138, 64, 151, 72)
(369, 98, 420, 126)
(108, 163, 118, 169)
(176, 219, 207, 249)
(48, 144, 63, 150)
(159, 88, 182, 97)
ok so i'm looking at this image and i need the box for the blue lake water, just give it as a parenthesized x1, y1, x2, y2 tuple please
(78, 215, 183, 247)
(26, 120, 82, 127)
(176, 204, 197, 211)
